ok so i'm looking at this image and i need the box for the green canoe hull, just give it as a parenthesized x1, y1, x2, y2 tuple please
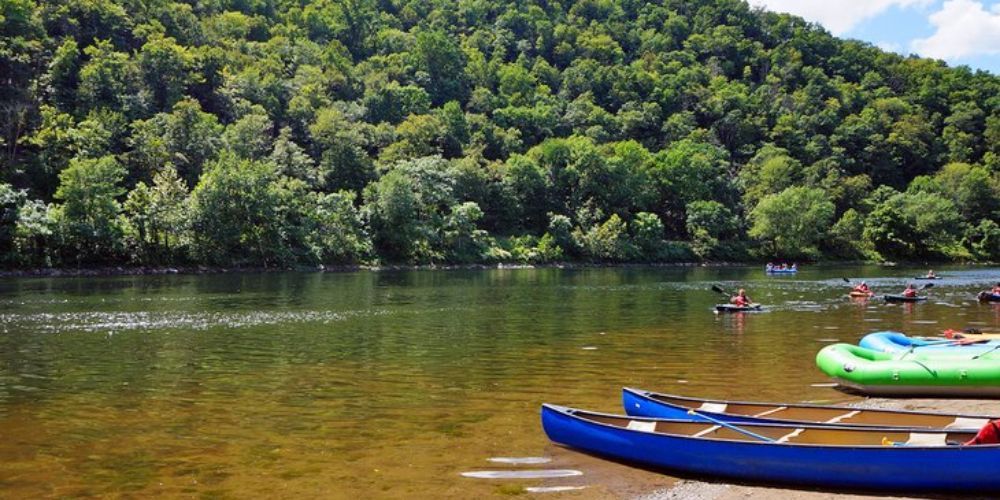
(816, 343, 1000, 397)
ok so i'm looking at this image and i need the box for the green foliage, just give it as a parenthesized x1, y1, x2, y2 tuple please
(52, 155, 127, 263)
(188, 154, 291, 266)
(575, 214, 634, 262)
(2, 0, 1000, 267)
(686, 200, 739, 258)
(749, 186, 835, 259)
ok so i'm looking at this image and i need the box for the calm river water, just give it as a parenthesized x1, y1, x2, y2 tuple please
(1, 265, 999, 498)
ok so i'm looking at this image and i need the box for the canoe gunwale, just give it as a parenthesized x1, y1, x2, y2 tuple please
(543, 404, 986, 450)
(621, 387, 999, 423)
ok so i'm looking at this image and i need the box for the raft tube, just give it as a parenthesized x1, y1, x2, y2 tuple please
(816, 343, 1000, 397)
(858, 331, 1000, 357)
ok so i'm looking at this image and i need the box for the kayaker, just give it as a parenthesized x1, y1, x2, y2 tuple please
(926, 270, 936, 278)
(902, 284, 918, 298)
(853, 281, 871, 295)
(993, 282, 1000, 295)
(731, 289, 752, 307)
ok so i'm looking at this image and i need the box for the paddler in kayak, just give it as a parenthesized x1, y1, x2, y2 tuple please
(925, 270, 937, 278)
(852, 281, 872, 296)
(993, 282, 1000, 295)
(902, 283, 918, 298)
(731, 289, 753, 307)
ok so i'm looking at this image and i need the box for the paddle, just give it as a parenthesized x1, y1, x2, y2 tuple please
(972, 343, 1000, 360)
(687, 410, 775, 443)
(711, 284, 729, 296)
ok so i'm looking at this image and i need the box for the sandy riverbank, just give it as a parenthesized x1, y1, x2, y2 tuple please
(631, 397, 997, 500)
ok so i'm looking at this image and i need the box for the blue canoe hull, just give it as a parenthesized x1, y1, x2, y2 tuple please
(541, 404, 1000, 492)
(766, 269, 797, 274)
(859, 331, 1000, 355)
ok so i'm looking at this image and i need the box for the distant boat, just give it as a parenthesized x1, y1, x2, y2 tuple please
(621, 387, 993, 431)
(541, 404, 999, 493)
(715, 304, 761, 313)
(765, 267, 797, 274)
(883, 294, 927, 303)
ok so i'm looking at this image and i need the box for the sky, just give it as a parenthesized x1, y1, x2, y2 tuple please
(747, 0, 1000, 74)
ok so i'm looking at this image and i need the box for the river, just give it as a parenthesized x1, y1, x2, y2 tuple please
(1, 265, 998, 498)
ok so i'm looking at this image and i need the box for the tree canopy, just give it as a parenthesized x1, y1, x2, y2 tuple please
(1, 0, 999, 267)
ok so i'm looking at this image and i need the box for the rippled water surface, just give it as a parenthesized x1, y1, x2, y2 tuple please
(2, 266, 1000, 498)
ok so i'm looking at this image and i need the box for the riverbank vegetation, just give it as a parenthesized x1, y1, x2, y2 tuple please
(2, 0, 999, 268)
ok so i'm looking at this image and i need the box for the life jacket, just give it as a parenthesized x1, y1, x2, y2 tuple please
(733, 296, 749, 306)
(965, 420, 1000, 445)
(903, 288, 917, 297)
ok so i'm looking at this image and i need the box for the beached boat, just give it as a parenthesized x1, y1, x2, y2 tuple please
(858, 331, 1000, 356)
(621, 387, 994, 431)
(978, 292, 1000, 302)
(541, 404, 1000, 492)
(883, 294, 927, 302)
(715, 304, 761, 313)
(816, 343, 1000, 396)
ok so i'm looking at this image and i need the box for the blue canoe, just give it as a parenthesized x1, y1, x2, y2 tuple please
(858, 331, 1000, 356)
(621, 387, 994, 431)
(541, 404, 1000, 492)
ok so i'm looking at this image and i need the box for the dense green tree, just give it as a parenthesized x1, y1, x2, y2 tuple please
(749, 186, 835, 258)
(2, 0, 1000, 267)
(188, 154, 291, 266)
(51, 155, 127, 263)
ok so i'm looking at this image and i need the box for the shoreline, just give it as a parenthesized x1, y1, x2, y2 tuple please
(632, 396, 994, 500)
(0, 260, 956, 279)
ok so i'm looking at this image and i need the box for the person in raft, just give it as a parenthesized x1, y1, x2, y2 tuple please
(902, 284, 918, 297)
(853, 281, 871, 295)
(790, 263, 797, 270)
(731, 289, 753, 307)
(765, 262, 773, 272)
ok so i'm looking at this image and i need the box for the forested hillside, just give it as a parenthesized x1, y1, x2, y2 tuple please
(2, 0, 999, 268)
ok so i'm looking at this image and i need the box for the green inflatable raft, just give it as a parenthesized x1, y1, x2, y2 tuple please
(816, 343, 1000, 397)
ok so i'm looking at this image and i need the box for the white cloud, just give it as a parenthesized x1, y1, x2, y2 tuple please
(910, 0, 1000, 59)
(747, 0, 933, 35)
(877, 41, 903, 53)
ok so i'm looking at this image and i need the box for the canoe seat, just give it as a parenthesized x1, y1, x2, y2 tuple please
(698, 402, 728, 413)
(626, 420, 657, 433)
(692, 425, 721, 438)
(776, 428, 805, 443)
(947, 417, 990, 429)
(906, 433, 947, 446)
(824, 410, 860, 424)
(753, 406, 787, 417)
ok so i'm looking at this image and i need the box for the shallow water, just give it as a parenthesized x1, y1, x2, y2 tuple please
(1, 265, 999, 498)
